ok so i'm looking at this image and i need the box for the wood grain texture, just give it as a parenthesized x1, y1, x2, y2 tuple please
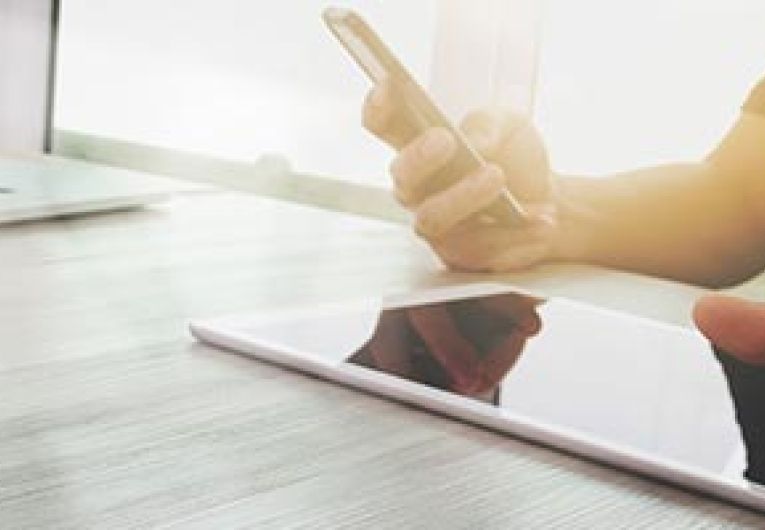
(1, 191, 763, 528)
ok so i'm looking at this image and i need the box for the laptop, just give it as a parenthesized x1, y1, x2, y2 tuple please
(0, 156, 193, 225)
(0, 1, 199, 224)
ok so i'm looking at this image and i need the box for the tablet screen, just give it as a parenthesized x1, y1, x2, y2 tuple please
(198, 286, 752, 489)
(344, 290, 747, 483)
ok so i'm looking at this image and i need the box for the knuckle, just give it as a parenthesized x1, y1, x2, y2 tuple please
(389, 155, 415, 194)
(362, 105, 384, 134)
(467, 165, 505, 200)
(415, 209, 441, 239)
(391, 130, 457, 188)
(440, 255, 460, 271)
(435, 249, 462, 271)
(393, 187, 414, 208)
(416, 127, 455, 162)
(388, 155, 404, 181)
(413, 220, 428, 240)
(390, 140, 438, 191)
(362, 91, 392, 134)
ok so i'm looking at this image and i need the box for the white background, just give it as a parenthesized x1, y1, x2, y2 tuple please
(54, 0, 437, 183)
(54, 0, 765, 181)
(536, 0, 765, 174)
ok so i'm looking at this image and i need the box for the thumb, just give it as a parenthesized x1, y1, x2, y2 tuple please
(460, 109, 505, 157)
(693, 294, 765, 365)
(462, 109, 552, 202)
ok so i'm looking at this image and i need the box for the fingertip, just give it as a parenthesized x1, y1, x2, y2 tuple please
(693, 294, 765, 365)
(462, 111, 501, 154)
(692, 294, 748, 338)
(691, 294, 720, 334)
(363, 85, 392, 133)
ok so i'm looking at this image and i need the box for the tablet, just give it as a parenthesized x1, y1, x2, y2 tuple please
(189, 282, 765, 511)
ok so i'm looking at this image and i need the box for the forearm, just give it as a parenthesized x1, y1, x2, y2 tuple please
(554, 162, 765, 287)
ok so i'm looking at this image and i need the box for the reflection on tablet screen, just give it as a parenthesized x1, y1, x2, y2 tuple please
(347, 292, 543, 404)
(346, 291, 752, 485)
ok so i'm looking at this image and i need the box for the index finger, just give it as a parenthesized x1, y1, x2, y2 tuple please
(362, 79, 419, 150)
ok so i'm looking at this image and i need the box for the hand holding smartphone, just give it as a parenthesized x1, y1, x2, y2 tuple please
(323, 7, 528, 227)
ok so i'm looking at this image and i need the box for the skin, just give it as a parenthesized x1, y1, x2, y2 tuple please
(362, 79, 765, 366)
(353, 293, 543, 397)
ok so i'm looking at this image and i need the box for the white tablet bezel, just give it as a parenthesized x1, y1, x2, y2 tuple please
(189, 282, 765, 512)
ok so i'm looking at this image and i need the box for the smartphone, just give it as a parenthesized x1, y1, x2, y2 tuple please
(323, 7, 528, 227)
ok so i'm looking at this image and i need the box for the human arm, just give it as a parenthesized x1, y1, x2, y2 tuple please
(556, 112, 765, 287)
(363, 80, 765, 288)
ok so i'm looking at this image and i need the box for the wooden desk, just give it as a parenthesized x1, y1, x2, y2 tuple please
(2, 192, 763, 528)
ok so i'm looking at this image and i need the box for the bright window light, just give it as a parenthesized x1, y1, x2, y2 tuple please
(54, 1, 438, 184)
(535, 0, 765, 175)
(56, 1, 765, 183)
